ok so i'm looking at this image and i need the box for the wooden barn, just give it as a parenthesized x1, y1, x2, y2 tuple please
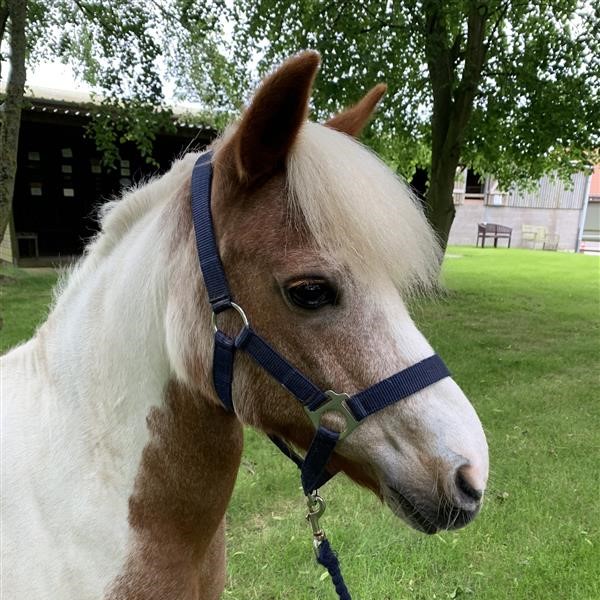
(1, 87, 215, 266)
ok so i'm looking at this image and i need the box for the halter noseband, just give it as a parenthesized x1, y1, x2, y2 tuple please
(191, 151, 450, 495)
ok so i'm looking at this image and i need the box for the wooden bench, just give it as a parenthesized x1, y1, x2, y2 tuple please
(476, 223, 512, 248)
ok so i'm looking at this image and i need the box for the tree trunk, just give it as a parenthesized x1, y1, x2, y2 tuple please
(0, 0, 27, 246)
(427, 156, 459, 252)
(423, 0, 490, 256)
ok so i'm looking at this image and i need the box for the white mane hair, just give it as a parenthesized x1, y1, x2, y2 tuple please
(287, 122, 441, 295)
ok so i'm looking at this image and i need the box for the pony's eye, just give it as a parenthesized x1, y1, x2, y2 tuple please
(286, 279, 338, 310)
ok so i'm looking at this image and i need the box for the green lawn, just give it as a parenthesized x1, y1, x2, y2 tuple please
(0, 264, 59, 351)
(1, 248, 599, 599)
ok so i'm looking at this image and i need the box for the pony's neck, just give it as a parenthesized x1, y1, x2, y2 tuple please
(44, 207, 171, 432)
(36, 172, 203, 488)
(9, 157, 244, 596)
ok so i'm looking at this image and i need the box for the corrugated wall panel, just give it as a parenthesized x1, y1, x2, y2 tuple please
(506, 173, 587, 209)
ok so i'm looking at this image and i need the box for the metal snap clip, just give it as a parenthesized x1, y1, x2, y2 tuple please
(306, 493, 327, 556)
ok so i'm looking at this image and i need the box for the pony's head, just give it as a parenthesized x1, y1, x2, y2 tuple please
(172, 52, 488, 533)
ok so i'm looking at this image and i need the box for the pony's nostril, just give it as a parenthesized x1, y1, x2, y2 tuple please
(455, 467, 483, 504)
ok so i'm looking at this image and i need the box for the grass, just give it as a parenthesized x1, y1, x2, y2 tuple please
(1, 247, 599, 599)
(0, 264, 58, 351)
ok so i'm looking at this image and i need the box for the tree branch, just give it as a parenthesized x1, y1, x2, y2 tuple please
(72, 0, 120, 39)
(450, 32, 463, 69)
(423, 1, 454, 168)
(72, 0, 97, 22)
(483, 1, 510, 58)
(447, 1, 490, 142)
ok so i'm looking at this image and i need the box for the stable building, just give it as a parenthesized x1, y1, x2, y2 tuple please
(1, 87, 215, 266)
(448, 167, 598, 252)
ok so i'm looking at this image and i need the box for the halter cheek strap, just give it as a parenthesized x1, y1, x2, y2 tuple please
(191, 151, 450, 495)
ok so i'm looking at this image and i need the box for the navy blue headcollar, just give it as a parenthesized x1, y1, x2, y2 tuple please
(190, 151, 450, 495)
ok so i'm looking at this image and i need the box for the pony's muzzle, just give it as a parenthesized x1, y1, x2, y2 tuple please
(435, 463, 485, 530)
(384, 458, 486, 533)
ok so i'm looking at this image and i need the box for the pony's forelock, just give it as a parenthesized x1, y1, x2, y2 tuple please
(286, 122, 441, 295)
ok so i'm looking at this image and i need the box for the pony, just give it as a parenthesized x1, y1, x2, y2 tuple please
(1, 51, 488, 599)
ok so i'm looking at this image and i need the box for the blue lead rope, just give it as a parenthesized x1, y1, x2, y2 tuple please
(306, 494, 352, 599)
(317, 539, 352, 600)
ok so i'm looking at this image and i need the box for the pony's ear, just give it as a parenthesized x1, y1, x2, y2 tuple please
(230, 51, 320, 185)
(325, 83, 387, 137)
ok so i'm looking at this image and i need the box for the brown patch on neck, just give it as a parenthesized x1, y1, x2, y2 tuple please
(106, 379, 243, 599)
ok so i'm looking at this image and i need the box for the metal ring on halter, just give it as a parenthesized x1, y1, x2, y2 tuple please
(211, 302, 249, 335)
(305, 391, 360, 441)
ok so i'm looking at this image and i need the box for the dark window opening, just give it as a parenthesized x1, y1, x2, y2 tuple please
(466, 170, 484, 194)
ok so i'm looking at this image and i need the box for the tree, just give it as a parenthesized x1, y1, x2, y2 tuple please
(0, 0, 228, 245)
(231, 0, 600, 250)
(0, 0, 27, 245)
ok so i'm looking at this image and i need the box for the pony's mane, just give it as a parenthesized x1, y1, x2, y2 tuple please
(92, 154, 198, 257)
(286, 122, 440, 295)
(53, 154, 198, 302)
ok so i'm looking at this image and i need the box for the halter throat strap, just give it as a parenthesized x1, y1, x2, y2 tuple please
(190, 151, 450, 494)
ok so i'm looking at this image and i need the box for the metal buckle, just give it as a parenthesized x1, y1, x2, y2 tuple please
(211, 302, 249, 335)
(305, 390, 359, 441)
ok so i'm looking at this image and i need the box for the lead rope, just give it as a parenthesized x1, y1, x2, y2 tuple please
(306, 493, 352, 600)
